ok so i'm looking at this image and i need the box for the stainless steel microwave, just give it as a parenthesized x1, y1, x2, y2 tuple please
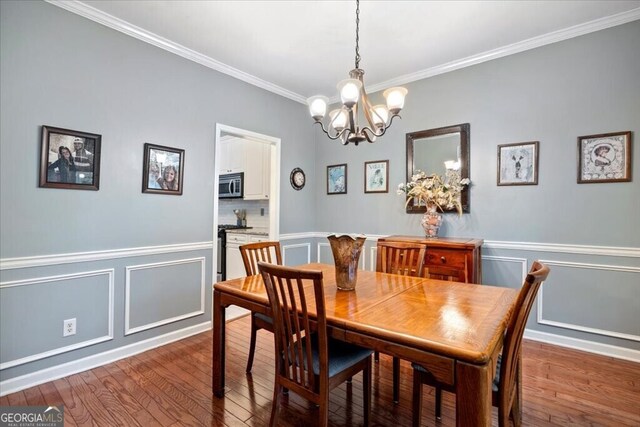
(219, 172, 243, 199)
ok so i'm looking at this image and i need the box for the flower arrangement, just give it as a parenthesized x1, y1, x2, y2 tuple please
(397, 170, 470, 215)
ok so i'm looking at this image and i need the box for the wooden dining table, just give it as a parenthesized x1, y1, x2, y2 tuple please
(212, 263, 519, 427)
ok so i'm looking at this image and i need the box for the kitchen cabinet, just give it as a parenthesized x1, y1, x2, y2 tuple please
(243, 141, 270, 200)
(219, 138, 245, 174)
(225, 233, 248, 280)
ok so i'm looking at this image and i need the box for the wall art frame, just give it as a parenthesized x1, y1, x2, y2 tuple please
(39, 125, 102, 191)
(497, 141, 539, 186)
(327, 163, 347, 195)
(364, 160, 389, 193)
(577, 131, 632, 183)
(142, 143, 185, 195)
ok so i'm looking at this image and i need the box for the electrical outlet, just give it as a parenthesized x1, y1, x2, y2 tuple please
(63, 318, 76, 337)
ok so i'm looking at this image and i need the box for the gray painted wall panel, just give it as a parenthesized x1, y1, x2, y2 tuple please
(0, 272, 111, 363)
(127, 259, 203, 331)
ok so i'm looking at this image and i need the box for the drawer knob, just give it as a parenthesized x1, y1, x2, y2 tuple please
(440, 256, 446, 263)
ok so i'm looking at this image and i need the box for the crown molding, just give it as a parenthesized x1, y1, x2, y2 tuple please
(48, 2, 639, 105)
(45, 0, 307, 104)
(364, 7, 640, 96)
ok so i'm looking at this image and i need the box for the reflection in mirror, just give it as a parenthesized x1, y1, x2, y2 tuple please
(406, 123, 470, 213)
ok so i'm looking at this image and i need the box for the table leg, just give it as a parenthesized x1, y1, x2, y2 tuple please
(212, 289, 226, 397)
(455, 361, 492, 427)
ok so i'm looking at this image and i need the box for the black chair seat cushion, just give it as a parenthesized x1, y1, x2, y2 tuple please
(254, 312, 273, 324)
(292, 335, 373, 377)
(412, 354, 502, 392)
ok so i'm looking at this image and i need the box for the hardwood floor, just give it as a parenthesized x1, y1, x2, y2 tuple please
(2, 315, 639, 426)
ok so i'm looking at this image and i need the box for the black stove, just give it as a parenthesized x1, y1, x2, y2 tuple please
(217, 225, 252, 281)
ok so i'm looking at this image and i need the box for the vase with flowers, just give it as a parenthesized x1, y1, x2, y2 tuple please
(397, 170, 470, 237)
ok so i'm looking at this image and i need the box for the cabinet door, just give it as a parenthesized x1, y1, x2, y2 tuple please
(219, 138, 245, 174)
(226, 245, 246, 280)
(244, 141, 270, 200)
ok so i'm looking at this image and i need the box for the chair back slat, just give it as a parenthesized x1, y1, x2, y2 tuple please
(240, 241, 282, 275)
(498, 261, 550, 417)
(376, 241, 426, 277)
(259, 262, 327, 394)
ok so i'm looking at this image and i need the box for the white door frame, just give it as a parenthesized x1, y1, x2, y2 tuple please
(213, 124, 281, 283)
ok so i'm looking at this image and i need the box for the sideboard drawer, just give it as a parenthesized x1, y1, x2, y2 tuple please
(424, 249, 466, 270)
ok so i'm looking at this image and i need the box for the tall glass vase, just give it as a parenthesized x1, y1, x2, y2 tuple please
(421, 204, 443, 238)
(327, 234, 366, 291)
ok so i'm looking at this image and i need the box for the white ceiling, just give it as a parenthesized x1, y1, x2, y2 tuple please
(55, 1, 640, 103)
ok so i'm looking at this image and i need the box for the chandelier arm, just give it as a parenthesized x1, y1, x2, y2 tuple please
(360, 113, 402, 140)
(313, 121, 351, 141)
(359, 86, 378, 130)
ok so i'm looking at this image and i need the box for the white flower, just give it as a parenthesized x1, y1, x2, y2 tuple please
(397, 170, 470, 216)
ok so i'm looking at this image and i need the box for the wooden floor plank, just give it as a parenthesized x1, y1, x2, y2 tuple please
(2, 314, 639, 426)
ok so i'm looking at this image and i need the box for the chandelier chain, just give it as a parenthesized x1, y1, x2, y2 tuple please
(355, 0, 361, 68)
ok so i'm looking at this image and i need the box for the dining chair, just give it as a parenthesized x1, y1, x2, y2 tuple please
(239, 241, 282, 373)
(375, 240, 427, 403)
(411, 261, 551, 427)
(258, 262, 373, 427)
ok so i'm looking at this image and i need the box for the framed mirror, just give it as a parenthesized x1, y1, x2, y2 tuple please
(406, 123, 470, 213)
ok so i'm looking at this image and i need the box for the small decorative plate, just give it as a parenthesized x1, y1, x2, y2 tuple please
(290, 167, 306, 190)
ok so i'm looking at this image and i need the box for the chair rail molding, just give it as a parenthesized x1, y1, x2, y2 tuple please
(0, 242, 213, 270)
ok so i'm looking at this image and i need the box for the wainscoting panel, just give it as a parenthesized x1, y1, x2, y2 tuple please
(317, 242, 367, 270)
(0, 269, 114, 370)
(481, 256, 528, 287)
(282, 243, 311, 266)
(125, 257, 205, 335)
(537, 260, 640, 342)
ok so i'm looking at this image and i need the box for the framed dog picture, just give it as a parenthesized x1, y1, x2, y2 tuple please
(327, 163, 347, 195)
(39, 125, 102, 190)
(142, 143, 185, 195)
(497, 141, 539, 186)
(577, 131, 632, 183)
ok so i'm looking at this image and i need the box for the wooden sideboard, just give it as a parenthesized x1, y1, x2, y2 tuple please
(376, 236, 483, 284)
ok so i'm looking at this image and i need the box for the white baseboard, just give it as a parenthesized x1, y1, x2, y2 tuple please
(524, 329, 640, 363)
(0, 321, 211, 396)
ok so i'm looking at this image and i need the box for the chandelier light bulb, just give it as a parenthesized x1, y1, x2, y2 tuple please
(329, 109, 348, 131)
(371, 104, 389, 126)
(383, 87, 408, 114)
(337, 79, 362, 108)
(307, 95, 329, 120)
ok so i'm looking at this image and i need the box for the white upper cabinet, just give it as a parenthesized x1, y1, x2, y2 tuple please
(219, 137, 245, 174)
(243, 141, 270, 200)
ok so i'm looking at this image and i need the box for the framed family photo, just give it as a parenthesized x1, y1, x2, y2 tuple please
(577, 131, 632, 183)
(497, 141, 539, 186)
(327, 163, 347, 195)
(142, 143, 185, 195)
(39, 125, 102, 190)
(364, 160, 389, 193)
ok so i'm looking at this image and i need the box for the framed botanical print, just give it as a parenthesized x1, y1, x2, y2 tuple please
(578, 131, 632, 183)
(142, 143, 185, 195)
(327, 163, 347, 195)
(364, 160, 389, 193)
(497, 141, 539, 186)
(39, 125, 102, 190)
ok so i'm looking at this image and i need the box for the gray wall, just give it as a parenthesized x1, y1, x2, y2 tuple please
(0, 0, 316, 382)
(1, 0, 639, 385)
(314, 21, 640, 351)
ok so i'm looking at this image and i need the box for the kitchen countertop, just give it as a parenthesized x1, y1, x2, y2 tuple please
(225, 228, 269, 236)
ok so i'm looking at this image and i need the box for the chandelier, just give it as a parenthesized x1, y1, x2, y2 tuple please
(306, 0, 407, 145)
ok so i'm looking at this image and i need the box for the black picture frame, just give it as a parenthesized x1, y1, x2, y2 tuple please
(497, 141, 539, 186)
(39, 125, 102, 191)
(577, 131, 632, 183)
(327, 163, 347, 195)
(142, 143, 185, 195)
